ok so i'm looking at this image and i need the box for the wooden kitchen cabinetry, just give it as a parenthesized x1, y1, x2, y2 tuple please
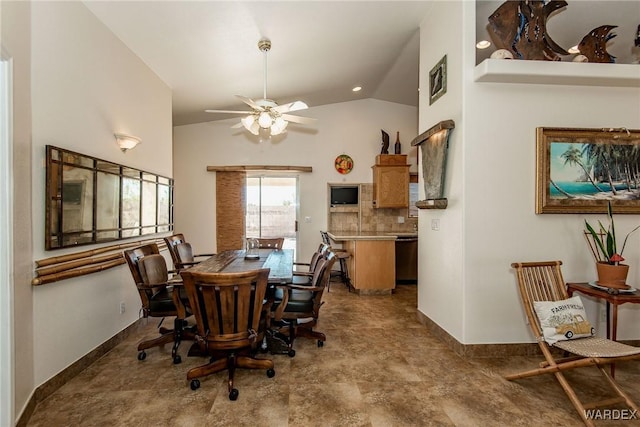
(372, 155, 409, 208)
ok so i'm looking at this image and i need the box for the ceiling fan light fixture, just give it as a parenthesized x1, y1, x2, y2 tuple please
(258, 111, 273, 128)
(241, 115, 260, 135)
(271, 117, 288, 135)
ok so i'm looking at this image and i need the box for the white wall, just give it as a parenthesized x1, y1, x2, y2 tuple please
(30, 2, 173, 386)
(173, 98, 418, 263)
(418, 1, 640, 345)
(417, 0, 465, 340)
(1, 0, 34, 421)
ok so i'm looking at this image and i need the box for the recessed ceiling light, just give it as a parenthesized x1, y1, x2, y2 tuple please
(352, 86, 362, 92)
(568, 45, 580, 54)
(476, 40, 491, 49)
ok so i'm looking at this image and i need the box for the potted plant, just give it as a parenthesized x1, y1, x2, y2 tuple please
(584, 201, 640, 288)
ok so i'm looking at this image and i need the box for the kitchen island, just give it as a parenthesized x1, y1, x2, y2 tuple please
(327, 231, 416, 295)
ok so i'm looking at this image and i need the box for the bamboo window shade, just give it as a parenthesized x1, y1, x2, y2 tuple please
(216, 171, 246, 252)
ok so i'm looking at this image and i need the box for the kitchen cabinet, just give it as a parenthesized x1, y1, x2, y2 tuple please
(372, 155, 409, 208)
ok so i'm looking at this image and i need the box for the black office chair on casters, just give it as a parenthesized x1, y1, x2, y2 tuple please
(320, 231, 351, 291)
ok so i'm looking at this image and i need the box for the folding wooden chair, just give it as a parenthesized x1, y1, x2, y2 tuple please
(509, 261, 640, 426)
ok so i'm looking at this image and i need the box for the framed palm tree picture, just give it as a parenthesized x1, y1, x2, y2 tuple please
(536, 127, 640, 214)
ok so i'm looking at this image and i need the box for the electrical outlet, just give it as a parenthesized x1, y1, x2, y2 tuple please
(397, 216, 405, 224)
(119, 301, 126, 314)
(431, 219, 440, 231)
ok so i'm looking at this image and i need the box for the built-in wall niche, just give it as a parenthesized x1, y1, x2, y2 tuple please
(45, 145, 173, 250)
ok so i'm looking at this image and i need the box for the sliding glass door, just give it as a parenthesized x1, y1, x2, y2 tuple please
(246, 175, 298, 252)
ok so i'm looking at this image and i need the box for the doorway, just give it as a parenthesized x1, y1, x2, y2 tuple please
(245, 175, 298, 254)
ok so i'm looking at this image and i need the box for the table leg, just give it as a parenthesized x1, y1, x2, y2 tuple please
(611, 302, 618, 378)
(606, 301, 611, 340)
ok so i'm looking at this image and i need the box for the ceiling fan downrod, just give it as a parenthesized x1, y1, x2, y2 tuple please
(258, 39, 271, 101)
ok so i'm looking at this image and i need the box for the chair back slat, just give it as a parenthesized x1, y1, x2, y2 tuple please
(511, 261, 567, 339)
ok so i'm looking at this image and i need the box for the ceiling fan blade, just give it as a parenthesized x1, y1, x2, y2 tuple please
(231, 122, 244, 129)
(281, 114, 317, 125)
(205, 109, 253, 114)
(235, 95, 264, 111)
(273, 101, 308, 114)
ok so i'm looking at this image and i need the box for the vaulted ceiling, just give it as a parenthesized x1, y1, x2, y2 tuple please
(84, 1, 433, 126)
(84, 1, 640, 127)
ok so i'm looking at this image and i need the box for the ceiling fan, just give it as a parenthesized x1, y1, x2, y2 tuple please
(205, 39, 316, 136)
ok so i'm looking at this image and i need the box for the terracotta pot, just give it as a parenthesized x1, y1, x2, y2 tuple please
(596, 262, 630, 289)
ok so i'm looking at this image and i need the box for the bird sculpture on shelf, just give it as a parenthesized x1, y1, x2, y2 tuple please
(578, 25, 618, 63)
(381, 130, 390, 154)
(488, 0, 568, 61)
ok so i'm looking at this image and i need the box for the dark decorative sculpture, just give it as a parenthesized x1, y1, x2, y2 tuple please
(380, 130, 389, 154)
(635, 24, 640, 47)
(578, 25, 617, 63)
(488, 0, 568, 61)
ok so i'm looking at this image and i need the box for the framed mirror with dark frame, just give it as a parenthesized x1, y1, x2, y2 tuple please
(45, 145, 174, 250)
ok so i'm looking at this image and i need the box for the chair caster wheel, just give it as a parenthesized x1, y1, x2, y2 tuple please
(190, 379, 200, 390)
(137, 351, 146, 361)
(173, 355, 182, 364)
(229, 389, 239, 400)
(267, 368, 275, 378)
(288, 349, 296, 357)
(318, 340, 324, 347)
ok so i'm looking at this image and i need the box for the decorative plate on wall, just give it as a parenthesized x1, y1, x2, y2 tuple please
(335, 154, 353, 174)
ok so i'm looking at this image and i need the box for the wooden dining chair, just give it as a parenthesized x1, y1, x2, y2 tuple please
(255, 237, 284, 249)
(509, 261, 640, 426)
(164, 233, 215, 271)
(180, 268, 275, 400)
(123, 243, 191, 364)
(272, 251, 336, 357)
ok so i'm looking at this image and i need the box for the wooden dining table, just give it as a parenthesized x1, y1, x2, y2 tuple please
(186, 248, 294, 284)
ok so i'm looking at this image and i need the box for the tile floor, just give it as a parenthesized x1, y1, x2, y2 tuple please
(26, 284, 640, 426)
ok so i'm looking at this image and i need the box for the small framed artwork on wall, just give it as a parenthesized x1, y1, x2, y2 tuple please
(429, 55, 447, 105)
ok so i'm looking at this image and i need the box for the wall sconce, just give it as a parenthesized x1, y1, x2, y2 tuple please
(114, 133, 141, 152)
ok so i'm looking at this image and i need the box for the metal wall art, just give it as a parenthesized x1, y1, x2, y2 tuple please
(428, 55, 447, 105)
